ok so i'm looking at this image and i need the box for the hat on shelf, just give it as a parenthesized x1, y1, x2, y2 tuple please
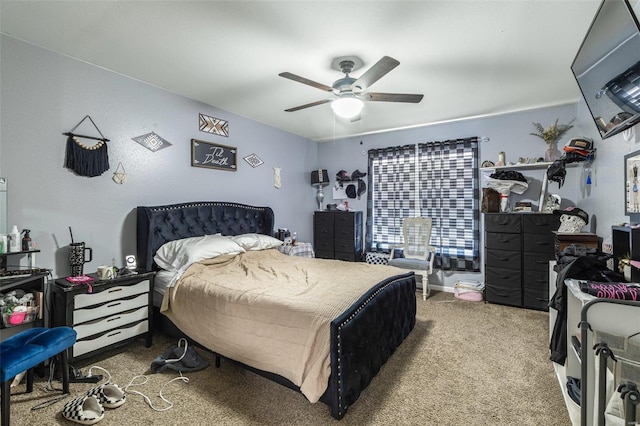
(553, 206, 589, 233)
(336, 170, 351, 182)
(563, 137, 594, 157)
(357, 179, 366, 199)
(352, 169, 367, 179)
(553, 206, 589, 225)
(345, 183, 357, 199)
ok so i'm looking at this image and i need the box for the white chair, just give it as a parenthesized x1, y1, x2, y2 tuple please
(388, 217, 436, 300)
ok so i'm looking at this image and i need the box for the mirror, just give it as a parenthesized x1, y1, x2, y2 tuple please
(0, 178, 6, 235)
(624, 150, 640, 222)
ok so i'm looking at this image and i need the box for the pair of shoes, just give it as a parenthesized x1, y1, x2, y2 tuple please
(62, 383, 126, 424)
(85, 383, 126, 408)
(62, 367, 125, 425)
(62, 395, 104, 425)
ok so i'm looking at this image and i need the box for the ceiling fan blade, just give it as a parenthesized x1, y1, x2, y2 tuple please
(366, 92, 424, 103)
(352, 56, 400, 90)
(284, 99, 332, 112)
(279, 72, 334, 92)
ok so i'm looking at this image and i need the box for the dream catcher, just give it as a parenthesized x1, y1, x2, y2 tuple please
(63, 115, 110, 177)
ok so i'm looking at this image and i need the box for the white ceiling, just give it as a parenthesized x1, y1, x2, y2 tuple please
(0, 0, 602, 142)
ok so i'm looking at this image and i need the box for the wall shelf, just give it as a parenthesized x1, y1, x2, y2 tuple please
(480, 162, 585, 173)
(480, 162, 554, 172)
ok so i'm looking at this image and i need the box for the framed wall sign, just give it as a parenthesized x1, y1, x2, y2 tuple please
(191, 139, 237, 171)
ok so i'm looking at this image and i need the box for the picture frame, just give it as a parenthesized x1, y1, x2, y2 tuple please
(191, 139, 237, 171)
(624, 149, 640, 222)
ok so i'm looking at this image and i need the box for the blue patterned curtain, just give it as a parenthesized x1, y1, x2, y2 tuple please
(366, 137, 480, 272)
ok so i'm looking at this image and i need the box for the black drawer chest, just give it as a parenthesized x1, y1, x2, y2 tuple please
(314, 211, 363, 261)
(484, 213, 560, 310)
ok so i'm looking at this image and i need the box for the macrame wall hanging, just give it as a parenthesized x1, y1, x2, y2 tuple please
(63, 115, 110, 177)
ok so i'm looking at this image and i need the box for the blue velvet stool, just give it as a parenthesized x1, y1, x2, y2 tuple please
(0, 327, 77, 426)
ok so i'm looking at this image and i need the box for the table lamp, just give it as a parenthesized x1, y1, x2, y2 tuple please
(311, 169, 330, 211)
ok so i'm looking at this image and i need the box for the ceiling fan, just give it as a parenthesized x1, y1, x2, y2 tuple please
(279, 56, 424, 119)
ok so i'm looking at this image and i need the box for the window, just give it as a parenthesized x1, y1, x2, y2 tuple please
(366, 137, 480, 271)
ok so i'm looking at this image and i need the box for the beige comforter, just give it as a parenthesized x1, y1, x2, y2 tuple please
(160, 248, 411, 402)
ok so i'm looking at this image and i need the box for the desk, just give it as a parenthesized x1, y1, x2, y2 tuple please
(277, 242, 315, 258)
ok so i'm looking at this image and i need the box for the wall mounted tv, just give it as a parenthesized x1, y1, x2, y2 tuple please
(572, 0, 640, 139)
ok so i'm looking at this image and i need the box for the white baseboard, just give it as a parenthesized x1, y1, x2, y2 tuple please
(422, 284, 455, 294)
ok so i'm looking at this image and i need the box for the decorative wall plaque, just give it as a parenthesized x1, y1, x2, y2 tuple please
(132, 132, 172, 152)
(199, 113, 229, 137)
(191, 139, 237, 171)
(243, 153, 264, 168)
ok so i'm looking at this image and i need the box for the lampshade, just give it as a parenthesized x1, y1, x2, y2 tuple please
(311, 169, 329, 187)
(331, 97, 364, 118)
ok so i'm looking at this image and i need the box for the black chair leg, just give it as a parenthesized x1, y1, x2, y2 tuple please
(60, 349, 70, 393)
(26, 369, 34, 393)
(1, 380, 10, 426)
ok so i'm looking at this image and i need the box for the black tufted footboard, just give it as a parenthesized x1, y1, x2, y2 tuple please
(321, 272, 417, 419)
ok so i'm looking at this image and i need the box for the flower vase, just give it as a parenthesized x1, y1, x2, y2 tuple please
(544, 141, 561, 162)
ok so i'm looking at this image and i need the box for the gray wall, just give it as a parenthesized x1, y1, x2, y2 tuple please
(0, 36, 318, 277)
(2, 34, 636, 290)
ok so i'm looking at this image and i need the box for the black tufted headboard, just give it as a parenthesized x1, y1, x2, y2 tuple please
(136, 201, 275, 271)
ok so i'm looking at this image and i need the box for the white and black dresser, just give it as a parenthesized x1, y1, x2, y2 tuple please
(52, 270, 154, 362)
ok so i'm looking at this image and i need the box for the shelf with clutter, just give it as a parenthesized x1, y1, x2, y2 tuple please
(481, 138, 596, 214)
(480, 161, 556, 172)
(313, 169, 367, 212)
(311, 168, 368, 212)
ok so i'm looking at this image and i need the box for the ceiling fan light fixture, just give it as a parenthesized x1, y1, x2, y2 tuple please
(331, 97, 364, 118)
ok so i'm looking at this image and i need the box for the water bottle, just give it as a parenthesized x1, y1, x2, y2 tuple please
(9, 225, 20, 252)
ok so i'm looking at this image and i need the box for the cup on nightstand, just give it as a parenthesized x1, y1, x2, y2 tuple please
(97, 265, 114, 280)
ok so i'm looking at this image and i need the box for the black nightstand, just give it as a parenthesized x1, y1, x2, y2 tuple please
(52, 270, 155, 363)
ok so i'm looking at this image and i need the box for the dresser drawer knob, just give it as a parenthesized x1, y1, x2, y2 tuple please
(108, 288, 123, 294)
(106, 331, 123, 338)
(106, 316, 121, 323)
(106, 302, 122, 309)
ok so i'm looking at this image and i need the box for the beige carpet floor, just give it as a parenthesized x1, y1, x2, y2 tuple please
(7, 291, 571, 425)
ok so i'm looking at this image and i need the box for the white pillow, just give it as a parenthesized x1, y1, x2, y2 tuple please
(229, 233, 283, 251)
(154, 234, 245, 271)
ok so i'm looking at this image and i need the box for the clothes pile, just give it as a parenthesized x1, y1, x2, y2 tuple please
(485, 170, 529, 211)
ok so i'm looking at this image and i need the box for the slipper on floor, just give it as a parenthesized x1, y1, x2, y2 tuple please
(62, 395, 104, 425)
(85, 383, 126, 408)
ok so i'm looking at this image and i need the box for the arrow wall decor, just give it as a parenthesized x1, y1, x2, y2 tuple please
(199, 113, 229, 137)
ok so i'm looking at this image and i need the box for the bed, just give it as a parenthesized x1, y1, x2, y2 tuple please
(136, 201, 417, 419)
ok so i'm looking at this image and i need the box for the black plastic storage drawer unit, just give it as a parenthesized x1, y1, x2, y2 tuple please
(484, 213, 559, 310)
(313, 211, 362, 261)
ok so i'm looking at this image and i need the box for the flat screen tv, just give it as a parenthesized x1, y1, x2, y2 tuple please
(572, 0, 640, 139)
